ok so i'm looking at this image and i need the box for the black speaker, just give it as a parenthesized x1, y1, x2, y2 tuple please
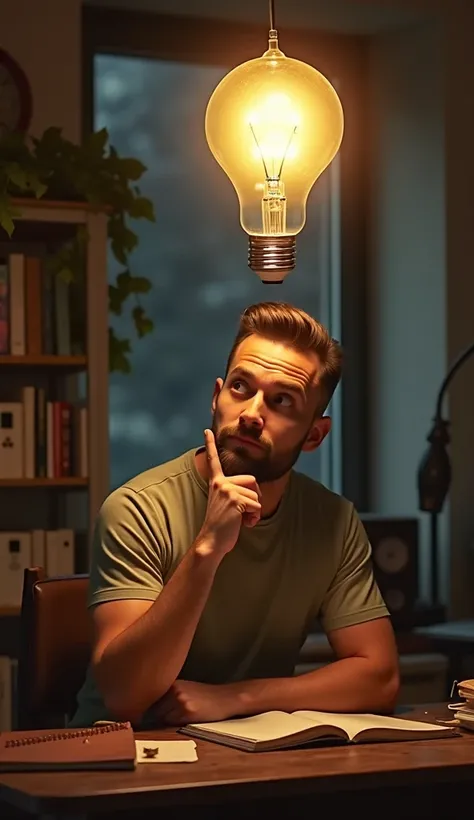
(360, 514, 419, 629)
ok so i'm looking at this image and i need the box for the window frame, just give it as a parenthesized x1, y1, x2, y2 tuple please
(82, 6, 369, 508)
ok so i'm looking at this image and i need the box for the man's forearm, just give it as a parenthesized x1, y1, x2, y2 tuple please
(230, 657, 400, 717)
(96, 538, 222, 722)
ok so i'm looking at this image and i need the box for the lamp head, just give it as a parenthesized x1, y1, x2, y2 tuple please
(417, 417, 451, 514)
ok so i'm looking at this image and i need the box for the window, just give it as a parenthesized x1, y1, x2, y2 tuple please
(93, 51, 342, 492)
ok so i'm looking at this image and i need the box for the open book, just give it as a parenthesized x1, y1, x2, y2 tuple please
(180, 710, 457, 752)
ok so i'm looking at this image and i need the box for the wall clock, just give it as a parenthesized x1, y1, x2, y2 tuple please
(0, 49, 32, 136)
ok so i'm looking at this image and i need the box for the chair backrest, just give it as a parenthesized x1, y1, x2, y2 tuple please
(17, 567, 91, 729)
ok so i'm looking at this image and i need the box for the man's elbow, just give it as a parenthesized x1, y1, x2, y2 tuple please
(103, 691, 146, 726)
(376, 662, 400, 713)
(99, 676, 158, 726)
(93, 658, 149, 726)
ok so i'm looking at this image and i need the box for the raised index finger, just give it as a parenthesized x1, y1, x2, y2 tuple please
(204, 428, 223, 479)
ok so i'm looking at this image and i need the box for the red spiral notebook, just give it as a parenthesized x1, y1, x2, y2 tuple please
(0, 722, 136, 771)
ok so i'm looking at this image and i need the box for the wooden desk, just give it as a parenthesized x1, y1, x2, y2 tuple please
(0, 705, 471, 820)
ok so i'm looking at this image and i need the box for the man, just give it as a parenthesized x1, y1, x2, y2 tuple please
(70, 301, 399, 728)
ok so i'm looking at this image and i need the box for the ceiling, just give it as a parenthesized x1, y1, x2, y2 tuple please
(83, 0, 439, 34)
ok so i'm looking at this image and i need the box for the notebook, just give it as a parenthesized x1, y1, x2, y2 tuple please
(453, 678, 474, 730)
(180, 710, 458, 752)
(0, 721, 136, 771)
(457, 679, 474, 702)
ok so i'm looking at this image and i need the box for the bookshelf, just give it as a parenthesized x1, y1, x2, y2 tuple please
(0, 198, 110, 615)
(0, 355, 87, 368)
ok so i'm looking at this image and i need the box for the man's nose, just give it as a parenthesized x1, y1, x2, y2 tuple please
(240, 394, 265, 430)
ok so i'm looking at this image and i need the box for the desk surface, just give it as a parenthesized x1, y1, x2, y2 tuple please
(416, 619, 474, 641)
(0, 705, 472, 817)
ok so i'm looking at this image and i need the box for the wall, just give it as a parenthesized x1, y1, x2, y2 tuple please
(83, 0, 430, 34)
(444, 0, 474, 618)
(0, 0, 81, 140)
(367, 19, 446, 603)
(368, 2, 474, 619)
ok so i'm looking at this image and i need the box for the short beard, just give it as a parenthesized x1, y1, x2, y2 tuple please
(211, 415, 308, 484)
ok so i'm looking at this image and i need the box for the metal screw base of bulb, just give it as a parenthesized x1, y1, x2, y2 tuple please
(248, 235, 296, 284)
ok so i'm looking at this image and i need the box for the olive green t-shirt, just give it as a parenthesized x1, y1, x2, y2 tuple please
(70, 448, 388, 727)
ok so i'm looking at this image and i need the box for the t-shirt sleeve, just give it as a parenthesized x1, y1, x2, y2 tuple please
(319, 501, 389, 632)
(88, 485, 169, 608)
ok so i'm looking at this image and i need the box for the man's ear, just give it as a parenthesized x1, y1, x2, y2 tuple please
(301, 416, 332, 453)
(211, 378, 224, 413)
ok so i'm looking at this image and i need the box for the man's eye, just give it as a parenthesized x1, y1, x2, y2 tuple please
(274, 394, 293, 407)
(231, 380, 246, 393)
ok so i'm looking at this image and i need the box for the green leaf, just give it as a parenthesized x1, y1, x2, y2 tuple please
(122, 227, 138, 254)
(132, 306, 154, 338)
(127, 196, 155, 222)
(108, 283, 126, 315)
(116, 270, 133, 289)
(37, 126, 64, 146)
(114, 270, 152, 297)
(0, 201, 15, 236)
(129, 276, 151, 294)
(110, 238, 128, 266)
(109, 221, 138, 265)
(5, 163, 28, 190)
(4, 162, 48, 198)
(109, 328, 131, 373)
(83, 127, 109, 161)
(118, 157, 147, 181)
(34, 180, 48, 198)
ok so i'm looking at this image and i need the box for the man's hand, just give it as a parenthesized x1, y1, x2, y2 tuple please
(154, 680, 239, 726)
(197, 429, 261, 556)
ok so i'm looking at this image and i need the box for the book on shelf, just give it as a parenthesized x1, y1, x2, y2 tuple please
(0, 391, 87, 480)
(0, 656, 13, 731)
(0, 251, 85, 357)
(0, 721, 136, 771)
(179, 709, 458, 752)
(0, 529, 75, 607)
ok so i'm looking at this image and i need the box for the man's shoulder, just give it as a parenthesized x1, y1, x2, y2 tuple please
(291, 469, 353, 519)
(123, 448, 198, 493)
(103, 448, 202, 514)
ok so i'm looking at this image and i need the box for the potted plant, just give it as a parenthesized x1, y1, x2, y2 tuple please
(0, 126, 155, 373)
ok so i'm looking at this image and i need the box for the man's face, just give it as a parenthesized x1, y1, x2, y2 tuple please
(211, 334, 331, 483)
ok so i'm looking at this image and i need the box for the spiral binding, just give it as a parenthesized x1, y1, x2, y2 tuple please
(5, 722, 129, 748)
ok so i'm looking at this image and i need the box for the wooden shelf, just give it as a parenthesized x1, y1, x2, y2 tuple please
(0, 606, 20, 618)
(0, 355, 87, 368)
(0, 477, 88, 488)
(10, 197, 111, 214)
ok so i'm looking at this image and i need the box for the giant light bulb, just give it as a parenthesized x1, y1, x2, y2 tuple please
(205, 26, 344, 283)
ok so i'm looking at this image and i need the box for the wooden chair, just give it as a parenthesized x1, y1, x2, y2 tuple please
(17, 567, 91, 729)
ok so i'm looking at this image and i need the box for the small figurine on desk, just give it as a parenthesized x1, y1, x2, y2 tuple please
(142, 746, 159, 759)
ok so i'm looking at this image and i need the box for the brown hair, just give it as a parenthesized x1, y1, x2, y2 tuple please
(225, 302, 343, 415)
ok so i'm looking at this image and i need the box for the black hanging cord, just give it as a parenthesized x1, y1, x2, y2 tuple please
(269, 0, 276, 30)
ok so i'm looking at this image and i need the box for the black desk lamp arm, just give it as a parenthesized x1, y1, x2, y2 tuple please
(435, 340, 474, 421)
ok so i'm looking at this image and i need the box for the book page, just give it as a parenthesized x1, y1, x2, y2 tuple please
(187, 711, 327, 742)
(293, 710, 448, 741)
